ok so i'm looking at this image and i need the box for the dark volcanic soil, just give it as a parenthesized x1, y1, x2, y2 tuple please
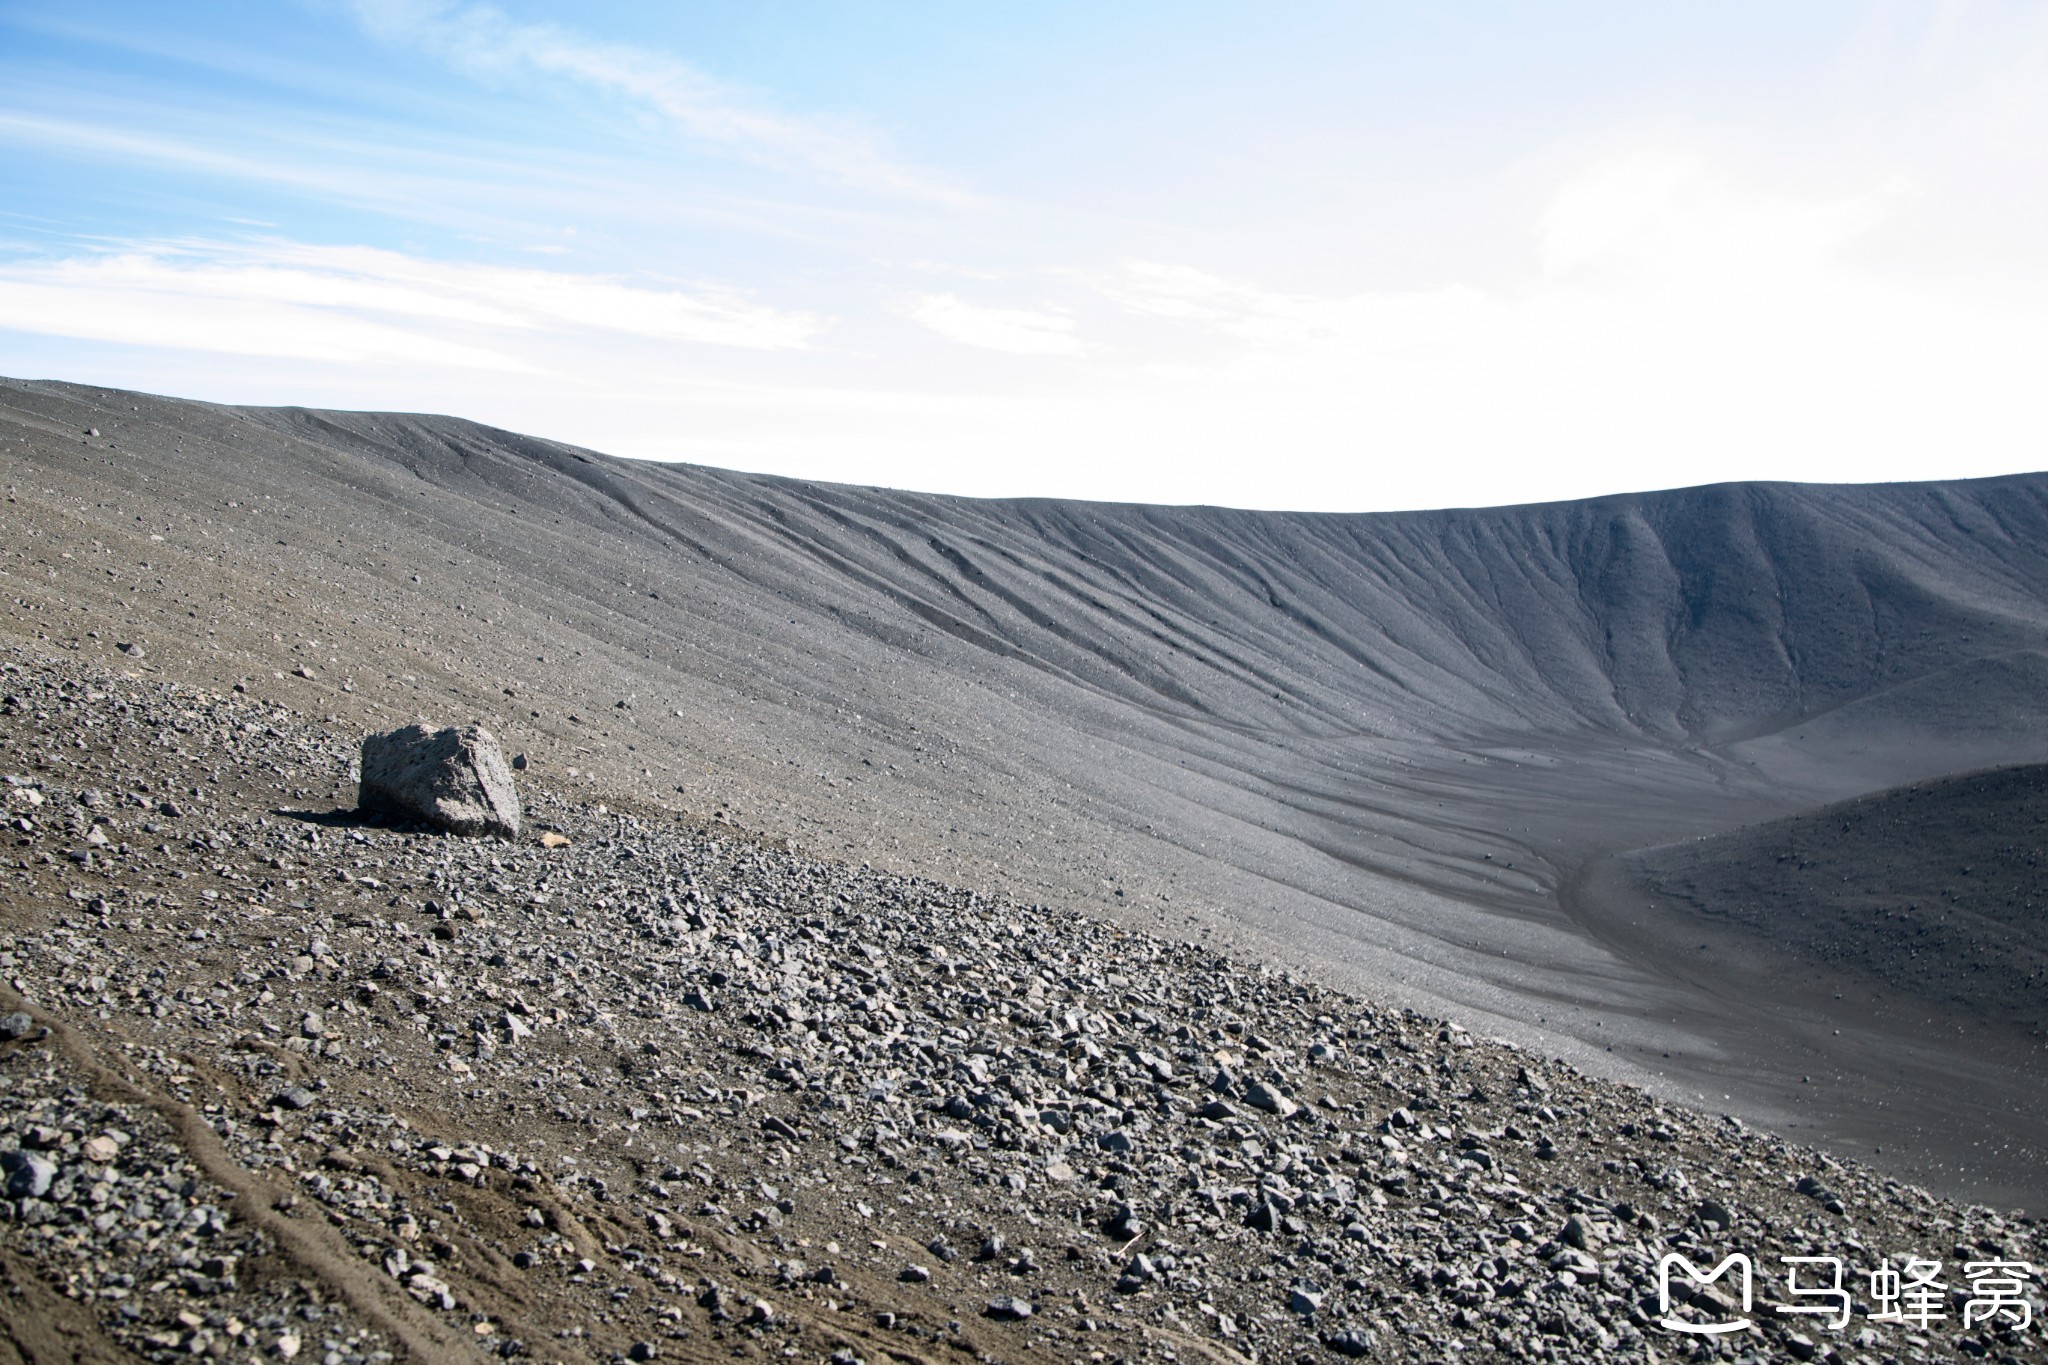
(4, 375, 2048, 1214)
(1620, 763, 2048, 1034)
(1568, 766, 2048, 1211)
(4, 646, 2046, 1365)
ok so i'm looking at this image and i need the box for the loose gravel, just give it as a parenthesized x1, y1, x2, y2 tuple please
(3, 644, 2045, 1364)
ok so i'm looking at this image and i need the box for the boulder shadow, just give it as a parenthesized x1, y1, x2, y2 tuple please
(272, 804, 440, 834)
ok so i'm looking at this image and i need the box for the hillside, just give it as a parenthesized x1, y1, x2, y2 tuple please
(3, 645, 2043, 1364)
(6, 376, 2048, 1211)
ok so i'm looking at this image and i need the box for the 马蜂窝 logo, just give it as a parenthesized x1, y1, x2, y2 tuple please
(1658, 1253, 1754, 1335)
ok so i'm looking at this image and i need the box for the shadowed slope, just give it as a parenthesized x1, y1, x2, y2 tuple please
(1618, 763, 2048, 1035)
(5, 375, 2048, 1204)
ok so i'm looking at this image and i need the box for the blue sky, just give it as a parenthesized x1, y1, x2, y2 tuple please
(2, 2, 2046, 510)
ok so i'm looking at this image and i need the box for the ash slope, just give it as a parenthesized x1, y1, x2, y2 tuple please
(1571, 766, 2048, 1208)
(1617, 763, 2048, 1036)
(7, 377, 2048, 1204)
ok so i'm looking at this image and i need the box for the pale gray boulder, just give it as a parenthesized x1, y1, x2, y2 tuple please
(358, 723, 521, 837)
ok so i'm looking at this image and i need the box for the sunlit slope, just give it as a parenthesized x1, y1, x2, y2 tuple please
(9, 375, 2048, 1207)
(236, 402, 2048, 752)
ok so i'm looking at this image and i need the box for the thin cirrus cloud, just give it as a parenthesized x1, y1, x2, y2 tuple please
(904, 294, 1096, 357)
(345, 0, 973, 205)
(0, 242, 822, 370)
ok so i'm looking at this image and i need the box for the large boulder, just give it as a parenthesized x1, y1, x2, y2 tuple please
(358, 724, 521, 838)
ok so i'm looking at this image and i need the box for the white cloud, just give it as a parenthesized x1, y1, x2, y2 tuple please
(1043, 143, 2048, 509)
(905, 293, 1094, 357)
(346, 0, 970, 204)
(0, 241, 820, 368)
(1535, 150, 1907, 285)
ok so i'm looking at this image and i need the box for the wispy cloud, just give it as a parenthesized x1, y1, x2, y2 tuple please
(0, 240, 820, 367)
(1096, 260, 1489, 356)
(346, 0, 972, 205)
(904, 294, 1095, 357)
(0, 105, 594, 243)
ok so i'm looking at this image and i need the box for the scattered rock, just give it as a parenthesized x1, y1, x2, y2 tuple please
(2, 1150, 57, 1198)
(1244, 1080, 1297, 1118)
(0, 644, 2039, 1365)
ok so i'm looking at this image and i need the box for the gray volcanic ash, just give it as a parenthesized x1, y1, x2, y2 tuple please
(5, 374, 2048, 1213)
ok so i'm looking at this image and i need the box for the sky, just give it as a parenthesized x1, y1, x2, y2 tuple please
(2, 2, 2046, 512)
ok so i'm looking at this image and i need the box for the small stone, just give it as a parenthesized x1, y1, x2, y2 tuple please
(273, 1085, 316, 1112)
(1288, 1286, 1323, 1316)
(405, 1271, 456, 1309)
(1243, 1081, 1297, 1117)
(1551, 1248, 1600, 1279)
(1, 1151, 57, 1198)
(984, 1295, 1032, 1321)
(627, 1344, 658, 1362)
(1324, 1328, 1378, 1357)
(899, 1263, 931, 1283)
(0, 1011, 36, 1040)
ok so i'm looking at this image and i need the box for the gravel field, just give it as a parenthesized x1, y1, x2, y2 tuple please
(2, 647, 2044, 1364)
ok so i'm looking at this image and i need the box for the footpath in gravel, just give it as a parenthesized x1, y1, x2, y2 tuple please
(2, 642, 2045, 1364)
